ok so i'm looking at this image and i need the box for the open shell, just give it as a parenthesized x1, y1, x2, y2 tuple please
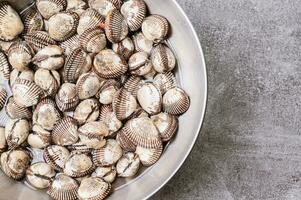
(116, 152, 140, 177)
(153, 72, 176, 94)
(74, 98, 100, 125)
(5, 97, 32, 120)
(92, 166, 117, 183)
(76, 72, 103, 100)
(128, 51, 152, 76)
(151, 112, 178, 141)
(163, 87, 190, 115)
(26, 162, 56, 189)
(135, 144, 163, 166)
(5, 118, 30, 149)
(121, 0, 146, 31)
(32, 45, 65, 70)
(0, 86, 7, 111)
(88, 0, 122, 16)
(137, 82, 162, 115)
(0, 51, 10, 80)
(27, 124, 51, 149)
(105, 9, 129, 43)
(112, 88, 137, 121)
(64, 153, 94, 177)
(34, 68, 61, 97)
(0, 127, 7, 153)
(78, 177, 111, 200)
(52, 116, 79, 146)
(7, 41, 34, 71)
(21, 5, 44, 35)
(79, 28, 106, 53)
(55, 83, 80, 112)
(44, 145, 70, 171)
(141, 14, 169, 43)
(99, 105, 122, 135)
(36, 0, 68, 19)
(77, 8, 105, 35)
(151, 43, 176, 73)
(132, 31, 153, 55)
(112, 37, 135, 60)
(24, 31, 57, 51)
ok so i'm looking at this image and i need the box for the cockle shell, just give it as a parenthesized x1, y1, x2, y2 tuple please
(66, 0, 88, 15)
(88, 0, 122, 16)
(24, 31, 57, 51)
(32, 45, 65, 70)
(112, 37, 135, 60)
(116, 152, 140, 177)
(47, 173, 79, 200)
(5, 97, 32, 120)
(27, 124, 51, 149)
(44, 145, 70, 171)
(55, 83, 80, 111)
(112, 88, 137, 121)
(123, 76, 141, 97)
(153, 72, 176, 94)
(151, 112, 178, 141)
(26, 162, 56, 189)
(67, 141, 93, 154)
(151, 44, 176, 73)
(137, 82, 162, 115)
(92, 166, 116, 183)
(48, 11, 79, 41)
(77, 177, 111, 200)
(7, 41, 34, 71)
(116, 130, 136, 152)
(9, 69, 34, 88)
(132, 32, 153, 55)
(128, 51, 152, 76)
(96, 79, 120, 104)
(99, 104, 122, 135)
(0, 51, 10, 80)
(36, 0, 67, 19)
(0, 2, 24, 41)
(21, 5, 44, 34)
(5, 118, 30, 149)
(92, 139, 123, 167)
(135, 144, 163, 166)
(76, 72, 103, 100)
(0, 86, 7, 111)
(163, 87, 190, 115)
(60, 34, 80, 55)
(79, 28, 106, 53)
(105, 9, 128, 43)
(77, 8, 105, 35)
(129, 107, 149, 119)
(74, 98, 100, 125)
(64, 153, 94, 177)
(78, 121, 109, 149)
(142, 14, 169, 43)
(34, 68, 61, 97)
(0, 38, 21, 55)
(0, 127, 7, 153)
(52, 116, 79, 146)
(33, 98, 62, 131)
(121, 0, 146, 31)
(143, 65, 156, 81)
(0, 149, 31, 180)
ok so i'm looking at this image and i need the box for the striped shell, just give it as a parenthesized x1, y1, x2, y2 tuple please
(151, 112, 178, 141)
(74, 98, 100, 125)
(5, 118, 30, 149)
(12, 78, 43, 107)
(96, 79, 120, 105)
(92, 139, 122, 167)
(21, 5, 44, 34)
(88, 0, 122, 16)
(66, 0, 88, 15)
(44, 145, 70, 171)
(9, 69, 34, 87)
(48, 11, 79, 41)
(151, 43, 176, 73)
(99, 104, 122, 135)
(105, 9, 129, 43)
(112, 88, 137, 121)
(123, 76, 141, 97)
(132, 32, 153, 55)
(52, 116, 79, 146)
(32, 45, 65, 70)
(128, 51, 152, 76)
(76, 72, 103, 100)
(33, 98, 62, 131)
(112, 37, 135, 60)
(122, 117, 162, 149)
(153, 72, 176, 94)
(116, 152, 140, 177)
(0, 2, 24, 41)
(24, 31, 57, 51)
(78, 177, 111, 200)
(93, 49, 128, 79)
(36, 0, 67, 19)
(5, 97, 32, 119)
(64, 47, 92, 83)
(34, 68, 61, 97)
(67, 142, 93, 154)
(135, 144, 163, 166)
(129, 107, 148, 119)
(92, 166, 116, 183)
(0, 127, 7, 153)
(7, 41, 34, 71)
(47, 173, 79, 200)
(142, 14, 169, 43)
(79, 28, 106, 53)
(55, 83, 80, 112)
(116, 130, 136, 152)
(27, 124, 51, 149)
(77, 8, 105, 35)
(0, 51, 10, 80)
(121, 0, 146, 31)
(64, 153, 94, 177)
(163, 87, 190, 115)
(0, 86, 7, 110)
(0, 149, 31, 180)
(60, 34, 80, 55)
(137, 82, 162, 115)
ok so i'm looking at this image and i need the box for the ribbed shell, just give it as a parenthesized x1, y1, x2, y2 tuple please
(105, 9, 128, 43)
(24, 31, 57, 51)
(91, 166, 116, 183)
(135, 144, 163, 166)
(43, 145, 70, 171)
(77, 177, 111, 200)
(5, 97, 32, 119)
(142, 14, 169, 43)
(60, 34, 80, 55)
(132, 32, 153, 55)
(76, 72, 103, 100)
(7, 41, 34, 71)
(123, 75, 141, 97)
(0, 51, 10, 80)
(21, 5, 44, 34)
(47, 174, 79, 200)
(77, 8, 105, 35)
(163, 87, 190, 115)
(0, 86, 7, 111)
(52, 116, 79, 146)
(64, 153, 95, 177)
(79, 28, 106, 53)
(112, 88, 137, 121)
(116, 130, 136, 152)
(36, 0, 67, 19)
(88, 0, 122, 16)
(137, 83, 162, 115)
(153, 72, 176, 94)
(151, 112, 178, 142)
(96, 79, 120, 105)
(121, 0, 146, 31)
(112, 37, 135, 60)
(34, 68, 61, 97)
(99, 104, 122, 135)
(67, 142, 93, 154)
(151, 43, 176, 73)
(55, 83, 79, 112)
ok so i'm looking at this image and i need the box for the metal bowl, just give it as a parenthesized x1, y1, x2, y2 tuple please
(0, 0, 207, 199)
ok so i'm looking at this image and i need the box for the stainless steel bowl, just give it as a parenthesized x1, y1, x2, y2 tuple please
(0, 0, 207, 199)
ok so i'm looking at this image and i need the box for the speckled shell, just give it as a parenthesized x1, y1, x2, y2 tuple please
(74, 98, 100, 125)
(93, 49, 128, 79)
(60, 34, 80, 55)
(132, 32, 153, 55)
(5, 119, 29, 149)
(36, 0, 67, 19)
(64, 153, 94, 177)
(21, 5, 44, 34)
(79, 28, 106, 53)
(151, 112, 178, 141)
(116, 152, 140, 177)
(116, 130, 136, 152)
(112, 37, 135, 60)
(135, 143, 163, 166)
(77, 8, 105, 35)
(12, 78, 43, 107)
(105, 9, 129, 43)
(34, 68, 61, 97)
(163, 87, 190, 115)
(52, 116, 79, 146)
(99, 104, 122, 135)
(7, 41, 34, 71)
(64, 47, 92, 83)
(78, 177, 111, 200)
(44, 145, 70, 171)
(33, 98, 62, 131)
(76, 72, 103, 100)
(24, 31, 57, 51)
(0, 2, 24, 41)
(5, 97, 32, 119)
(0, 149, 31, 180)
(151, 43, 176, 73)
(92, 166, 116, 183)
(32, 45, 65, 70)
(0, 86, 7, 111)
(88, 0, 122, 16)
(92, 139, 123, 167)
(112, 88, 137, 121)
(128, 51, 152, 76)
(25, 162, 56, 189)
(121, 0, 146, 31)
(9, 69, 34, 88)
(137, 82, 162, 115)
(27, 124, 51, 149)
(66, 0, 88, 15)
(142, 14, 169, 43)
(55, 83, 80, 111)
(153, 72, 176, 94)
(122, 117, 162, 148)
(47, 173, 79, 200)
(0, 51, 10, 80)
(48, 11, 79, 42)
(96, 79, 120, 104)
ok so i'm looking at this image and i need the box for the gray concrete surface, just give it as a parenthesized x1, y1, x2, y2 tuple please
(153, 0, 301, 199)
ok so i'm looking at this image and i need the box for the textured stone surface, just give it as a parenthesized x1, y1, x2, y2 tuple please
(153, 0, 301, 200)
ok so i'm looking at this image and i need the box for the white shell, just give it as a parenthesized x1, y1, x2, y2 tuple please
(10, 69, 34, 88)
(34, 68, 61, 97)
(99, 105, 122, 135)
(43, 145, 70, 171)
(128, 51, 152, 76)
(141, 14, 169, 42)
(92, 166, 117, 183)
(151, 112, 178, 141)
(151, 44, 176, 73)
(64, 153, 94, 177)
(88, 0, 122, 16)
(153, 72, 176, 94)
(112, 37, 135, 60)
(77, 177, 111, 200)
(132, 32, 153, 55)
(32, 45, 65, 70)
(27, 124, 51, 149)
(77, 8, 105, 35)
(74, 98, 100, 125)
(112, 88, 137, 121)
(36, 0, 67, 19)
(55, 83, 80, 112)
(135, 145, 162, 166)
(137, 83, 162, 115)
(0, 127, 7, 152)
(26, 162, 56, 189)
(67, 0, 88, 15)
(52, 116, 79, 146)
(116, 152, 140, 177)
(76, 72, 103, 100)
(97, 79, 120, 105)
(121, 0, 146, 31)
(7, 41, 33, 71)
(163, 87, 190, 115)
(5, 118, 30, 149)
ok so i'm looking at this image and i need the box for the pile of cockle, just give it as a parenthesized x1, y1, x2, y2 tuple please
(0, 0, 190, 199)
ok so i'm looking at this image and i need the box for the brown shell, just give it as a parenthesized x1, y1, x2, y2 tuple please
(123, 75, 142, 97)
(112, 37, 135, 60)
(116, 130, 136, 152)
(24, 31, 57, 51)
(163, 87, 190, 115)
(88, 0, 122, 16)
(36, 0, 68, 19)
(64, 153, 95, 177)
(77, 8, 105, 35)
(43, 145, 70, 171)
(52, 116, 79, 146)
(112, 88, 137, 121)
(5, 97, 32, 119)
(151, 112, 178, 142)
(5, 118, 30, 149)
(76, 72, 103, 100)
(21, 5, 44, 35)
(7, 41, 34, 71)
(79, 28, 106, 53)
(60, 34, 80, 55)
(105, 9, 129, 43)
(151, 43, 176, 73)
(0, 51, 10, 80)
(135, 143, 163, 166)
(67, 142, 93, 154)
(0, 86, 6, 110)
(121, 0, 146, 31)
(142, 14, 169, 43)
(78, 177, 111, 200)
(153, 72, 176, 94)
(9, 69, 34, 88)
(55, 83, 79, 112)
